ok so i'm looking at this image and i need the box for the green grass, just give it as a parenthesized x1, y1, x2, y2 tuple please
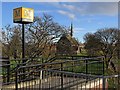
(1, 55, 104, 76)
(63, 61, 103, 75)
(107, 78, 119, 88)
(77, 50, 88, 56)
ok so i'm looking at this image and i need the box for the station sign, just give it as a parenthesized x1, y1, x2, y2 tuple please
(13, 7, 34, 23)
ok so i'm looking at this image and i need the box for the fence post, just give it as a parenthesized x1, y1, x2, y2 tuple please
(15, 68, 18, 90)
(103, 58, 105, 75)
(102, 76, 106, 90)
(61, 63, 63, 90)
(118, 69, 120, 89)
(6, 59, 10, 83)
(72, 56, 74, 72)
(86, 59, 88, 83)
(86, 59, 88, 74)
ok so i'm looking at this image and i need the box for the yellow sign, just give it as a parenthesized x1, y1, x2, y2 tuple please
(13, 7, 34, 23)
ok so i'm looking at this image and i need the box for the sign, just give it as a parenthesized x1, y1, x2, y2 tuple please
(13, 7, 34, 23)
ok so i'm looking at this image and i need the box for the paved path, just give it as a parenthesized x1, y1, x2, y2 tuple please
(2, 76, 103, 90)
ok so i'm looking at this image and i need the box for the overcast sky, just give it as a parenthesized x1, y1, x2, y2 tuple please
(1, 2, 118, 42)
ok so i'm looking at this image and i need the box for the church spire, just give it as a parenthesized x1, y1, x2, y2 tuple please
(70, 22, 73, 37)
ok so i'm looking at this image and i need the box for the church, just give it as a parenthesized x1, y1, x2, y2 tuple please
(56, 23, 79, 56)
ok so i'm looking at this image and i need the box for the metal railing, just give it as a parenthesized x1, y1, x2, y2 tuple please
(3, 69, 119, 89)
(1, 56, 120, 89)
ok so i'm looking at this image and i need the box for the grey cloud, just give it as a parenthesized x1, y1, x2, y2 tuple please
(82, 3, 118, 16)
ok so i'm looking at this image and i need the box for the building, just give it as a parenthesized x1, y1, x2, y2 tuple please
(56, 23, 79, 56)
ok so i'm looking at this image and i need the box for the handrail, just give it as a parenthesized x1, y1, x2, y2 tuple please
(17, 56, 104, 69)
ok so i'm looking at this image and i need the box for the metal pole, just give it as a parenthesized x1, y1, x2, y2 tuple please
(86, 60, 88, 74)
(86, 59, 88, 83)
(102, 76, 106, 90)
(102, 58, 105, 90)
(22, 23, 25, 63)
(103, 58, 105, 75)
(22, 23, 25, 79)
(7, 59, 10, 83)
(15, 69, 18, 90)
(61, 63, 63, 90)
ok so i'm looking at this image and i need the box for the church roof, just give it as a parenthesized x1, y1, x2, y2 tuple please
(60, 34, 79, 46)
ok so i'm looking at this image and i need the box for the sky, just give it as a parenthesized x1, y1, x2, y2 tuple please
(1, 2, 118, 43)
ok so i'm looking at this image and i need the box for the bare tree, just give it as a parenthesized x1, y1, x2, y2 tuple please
(1, 25, 22, 59)
(25, 14, 68, 62)
(84, 33, 101, 56)
(84, 28, 120, 73)
(1, 14, 69, 63)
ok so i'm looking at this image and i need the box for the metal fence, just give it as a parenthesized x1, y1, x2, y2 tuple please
(1, 56, 120, 89)
(2, 69, 120, 89)
(15, 70, 119, 89)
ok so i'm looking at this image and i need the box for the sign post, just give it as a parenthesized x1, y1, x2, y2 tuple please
(22, 23, 25, 63)
(13, 7, 34, 63)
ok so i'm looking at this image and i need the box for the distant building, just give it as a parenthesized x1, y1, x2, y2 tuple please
(56, 23, 79, 56)
(78, 43, 85, 53)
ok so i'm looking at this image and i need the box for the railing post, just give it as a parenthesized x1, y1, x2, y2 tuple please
(103, 58, 105, 75)
(118, 74, 120, 89)
(118, 67, 120, 89)
(6, 59, 10, 83)
(102, 76, 106, 90)
(86, 59, 88, 83)
(71, 56, 74, 72)
(61, 63, 63, 90)
(102, 57, 106, 90)
(15, 69, 18, 90)
(72, 56, 74, 72)
(86, 59, 88, 74)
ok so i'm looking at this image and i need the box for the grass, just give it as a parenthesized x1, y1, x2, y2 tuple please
(77, 50, 88, 56)
(62, 60, 103, 75)
(107, 77, 119, 89)
(2, 54, 116, 76)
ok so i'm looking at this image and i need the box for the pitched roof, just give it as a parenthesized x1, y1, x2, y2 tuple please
(61, 34, 79, 46)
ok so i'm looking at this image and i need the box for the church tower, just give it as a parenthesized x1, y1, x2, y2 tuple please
(70, 22, 73, 37)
